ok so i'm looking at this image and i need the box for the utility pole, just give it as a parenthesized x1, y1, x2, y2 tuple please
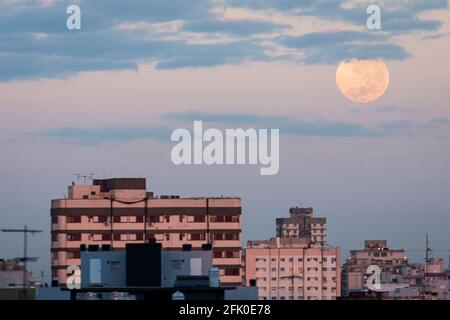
(1, 225, 42, 293)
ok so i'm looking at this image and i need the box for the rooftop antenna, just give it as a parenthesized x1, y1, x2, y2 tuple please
(425, 233, 432, 264)
(1, 225, 42, 293)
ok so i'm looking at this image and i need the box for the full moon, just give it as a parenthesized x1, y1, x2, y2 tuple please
(335, 59, 390, 103)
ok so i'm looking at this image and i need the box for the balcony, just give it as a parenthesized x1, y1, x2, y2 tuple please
(213, 257, 241, 266)
(211, 239, 241, 248)
(209, 222, 240, 230)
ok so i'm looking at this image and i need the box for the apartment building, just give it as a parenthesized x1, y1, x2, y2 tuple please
(341, 240, 409, 296)
(276, 207, 326, 247)
(51, 178, 242, 286)
(404, 258, 449, 299)
(245, 237, 341, 300)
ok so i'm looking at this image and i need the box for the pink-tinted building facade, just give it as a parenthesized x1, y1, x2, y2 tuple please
(245, 237, 341, 300)
(51, 178, 242, 286)
(245, 207, 341, 300)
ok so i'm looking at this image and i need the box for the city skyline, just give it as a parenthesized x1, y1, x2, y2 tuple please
(1, 0, 450, 285)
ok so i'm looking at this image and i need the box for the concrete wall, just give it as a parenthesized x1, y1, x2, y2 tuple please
(162, 250, 213, 287)
(81, 251, 126, 288)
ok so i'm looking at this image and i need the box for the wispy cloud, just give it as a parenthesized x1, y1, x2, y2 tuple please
(30, 112, 450, 144)
(164, 111, 289, 125)
(278, 31, 409, 64)
(33, 126, 171, 144)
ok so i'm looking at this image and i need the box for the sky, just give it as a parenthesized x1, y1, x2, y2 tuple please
(1, 0, 450, 283)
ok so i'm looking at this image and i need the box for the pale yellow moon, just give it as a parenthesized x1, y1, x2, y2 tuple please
(335, 59, 390, 103)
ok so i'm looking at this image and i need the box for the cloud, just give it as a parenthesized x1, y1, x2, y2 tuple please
(422, 32, 450, 40)
(30, 112, 450, 144)
(227, 0, 447, 32)
(164, 111, 288, 125)
(165, 111, 411, 138)
(373, 106, 419, 114)
(33, 126, 171, 144)
(0, 31, 267, 81)
(182, 18, 290, 36)
(0, 0, 447, 81)
(278, 31, 409, 64)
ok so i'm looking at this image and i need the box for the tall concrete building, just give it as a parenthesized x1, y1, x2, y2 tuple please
(276, 207, 326, 247)
(51, 178, 242, 286)
(245, 237, 341, 300)
(341, 240, 409, 296)
(245, 207, 340, 300)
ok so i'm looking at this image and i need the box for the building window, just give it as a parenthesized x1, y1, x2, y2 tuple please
(67, 234, 81, 241)
(224, 268, 240, 276)
(113, 234, 121, 241)
(165, 233, 170, 241)
(212, 215, 225, 223)
(129, 216, 137, 223)
(66, 251, 81, 259)
(51, 234, 57, 242)
(98, 216, 108, 223)
(193, 215, 205, 223)
(51, 216, 58, 224)
(190, 233, 205, 241)
(136, 216, 144, 223)
(113, 216, 121, 223)
(102, 234, 112, 241)
(225, 233, 239, 241)
(148, 216, 159, 223)
(214, 251, 223, 258)
(212, 233, 223, 240)
(67, 216, 81, 223)
(165, 216, 170, 223)
(136, 233, 144, 241)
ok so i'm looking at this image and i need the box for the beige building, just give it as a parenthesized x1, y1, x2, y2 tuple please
(51, 178, 242, 286)
(342, 240, 409, 296)
(245, 237, 341, 300)
(276, 207, 326, 247)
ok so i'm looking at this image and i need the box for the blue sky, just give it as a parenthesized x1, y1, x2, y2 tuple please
(1, 0, 450, 282)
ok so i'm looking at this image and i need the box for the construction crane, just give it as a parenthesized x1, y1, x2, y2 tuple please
(1, 225, 42, 289)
